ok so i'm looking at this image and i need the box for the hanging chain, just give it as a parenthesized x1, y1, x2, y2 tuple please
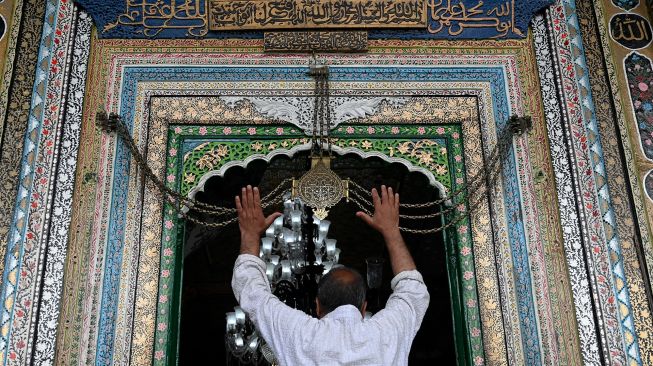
(184, 195, 286, 229)
(309, 63, 330, 156)
(310, 59, 320, 154)
(97, 98, 531, 232)
(96, 111, 289, 228)
(325, 66, 332, 156)
(345, 115, 531, 234)
(347, 120, 514, 211)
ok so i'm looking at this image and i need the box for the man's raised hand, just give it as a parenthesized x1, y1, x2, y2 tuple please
(235, 185, 282, 256)
(356, 185, 415, 274)
(355, 185, 400, 239)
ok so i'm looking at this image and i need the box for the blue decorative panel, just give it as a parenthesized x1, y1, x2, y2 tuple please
(73, 0, 554, 40)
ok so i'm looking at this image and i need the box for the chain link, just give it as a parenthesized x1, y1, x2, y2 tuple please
(182, 192, 286, 229)
(98, 111, 292, 227)
(346, 122, 515, 234)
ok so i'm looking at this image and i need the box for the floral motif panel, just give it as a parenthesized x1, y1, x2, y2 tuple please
(625, 53, 653, 163)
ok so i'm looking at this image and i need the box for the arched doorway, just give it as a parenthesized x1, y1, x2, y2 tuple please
(178, 150, 459, 364)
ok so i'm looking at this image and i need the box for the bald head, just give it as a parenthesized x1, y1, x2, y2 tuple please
(316, 267, 367, 318)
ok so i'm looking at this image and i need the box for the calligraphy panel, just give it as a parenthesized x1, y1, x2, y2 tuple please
(610, 13, 652, 50)
(74, 0, 555, 39)
(264, 31, 368, 52)
(208, 0, 426, 30)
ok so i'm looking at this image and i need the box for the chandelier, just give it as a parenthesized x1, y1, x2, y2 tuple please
(225, 62, 357, 365)
(225, 194, 343, 365)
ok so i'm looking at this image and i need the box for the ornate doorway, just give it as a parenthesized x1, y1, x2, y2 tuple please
(178, 151, 460, 364)
(159, 119, 479, 364)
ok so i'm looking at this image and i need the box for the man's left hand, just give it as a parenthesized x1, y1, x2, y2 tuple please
(235, 185, 282, 256)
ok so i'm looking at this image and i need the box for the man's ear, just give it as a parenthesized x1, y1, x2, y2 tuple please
(360, 300, 367, 317)
(316, 297, 323, 319)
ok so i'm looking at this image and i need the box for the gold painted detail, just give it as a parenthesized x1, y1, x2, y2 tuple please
(208, 0, 427, 30)
(292, 157, 348, 220)
(104, 0, 208, 37)
(195, 144, 229, 170)
(264, 31, 368, 52)
(427, 0, 523, 38)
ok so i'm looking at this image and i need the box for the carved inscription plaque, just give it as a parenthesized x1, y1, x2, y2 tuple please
(264, 31, 368, 52)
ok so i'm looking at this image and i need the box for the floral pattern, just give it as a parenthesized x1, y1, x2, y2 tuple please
(51, 42, 581, 366)
(626, 53, 653, 161)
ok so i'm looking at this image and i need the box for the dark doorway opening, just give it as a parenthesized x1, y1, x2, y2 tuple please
(178, 151, 458, 365)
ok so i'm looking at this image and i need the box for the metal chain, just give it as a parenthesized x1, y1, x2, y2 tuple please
(182, 180, 290, 216)
(323, 66, 333, 157)
(347, 121, 515, 210)
(350, 171, 491, 235)
(97, 111, 291, 227)
(98, 83, 530, 232)
(183, 195, 286, 229)
(397, 139, 511, 234)
(311, 62, 320, 154)
(346, 119, 517, 234)
(349, 187, 459, 219)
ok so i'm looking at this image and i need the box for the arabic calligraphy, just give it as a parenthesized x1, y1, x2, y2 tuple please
(427, 0, 522, 38)
(264, 31, 368, 52)
(208, 0, 426, 30)
(104, 0, 208, 37)
(610, 13, 652, 50)
(92, 0, 544, 39)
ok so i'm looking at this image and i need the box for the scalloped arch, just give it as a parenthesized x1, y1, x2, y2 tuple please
(187, 143, 449, 201)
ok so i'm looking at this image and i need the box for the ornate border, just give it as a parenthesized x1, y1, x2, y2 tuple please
(29, 11, 93, 365)
(56, 46, 556, 366)
(0, 0, 67, 363)
(536, 2, 643, 363)
(0, 0, 46, 334)
(126, 86, 514, 366)
(577, 0, 653, 363)
(0, 7, 608, 364)
(0, 1, 644, 365)
(100, 65, 522, 366)
(0, 0, 24, 145)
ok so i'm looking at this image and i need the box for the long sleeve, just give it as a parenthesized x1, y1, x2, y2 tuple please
(231, 254, 314, 359)
(371, 270, 430, 339)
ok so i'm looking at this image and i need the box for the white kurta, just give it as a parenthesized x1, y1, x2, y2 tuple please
(232, 254, 430, 366)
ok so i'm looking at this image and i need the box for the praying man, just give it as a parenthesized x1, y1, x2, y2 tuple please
(232, 185, 430, 365)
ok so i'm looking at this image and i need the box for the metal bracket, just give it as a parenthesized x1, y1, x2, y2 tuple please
(96, 109, 120, 134)
(508, 115, 532, 136)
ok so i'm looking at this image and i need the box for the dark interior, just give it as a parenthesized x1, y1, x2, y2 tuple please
(178, 151, 458, 365)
